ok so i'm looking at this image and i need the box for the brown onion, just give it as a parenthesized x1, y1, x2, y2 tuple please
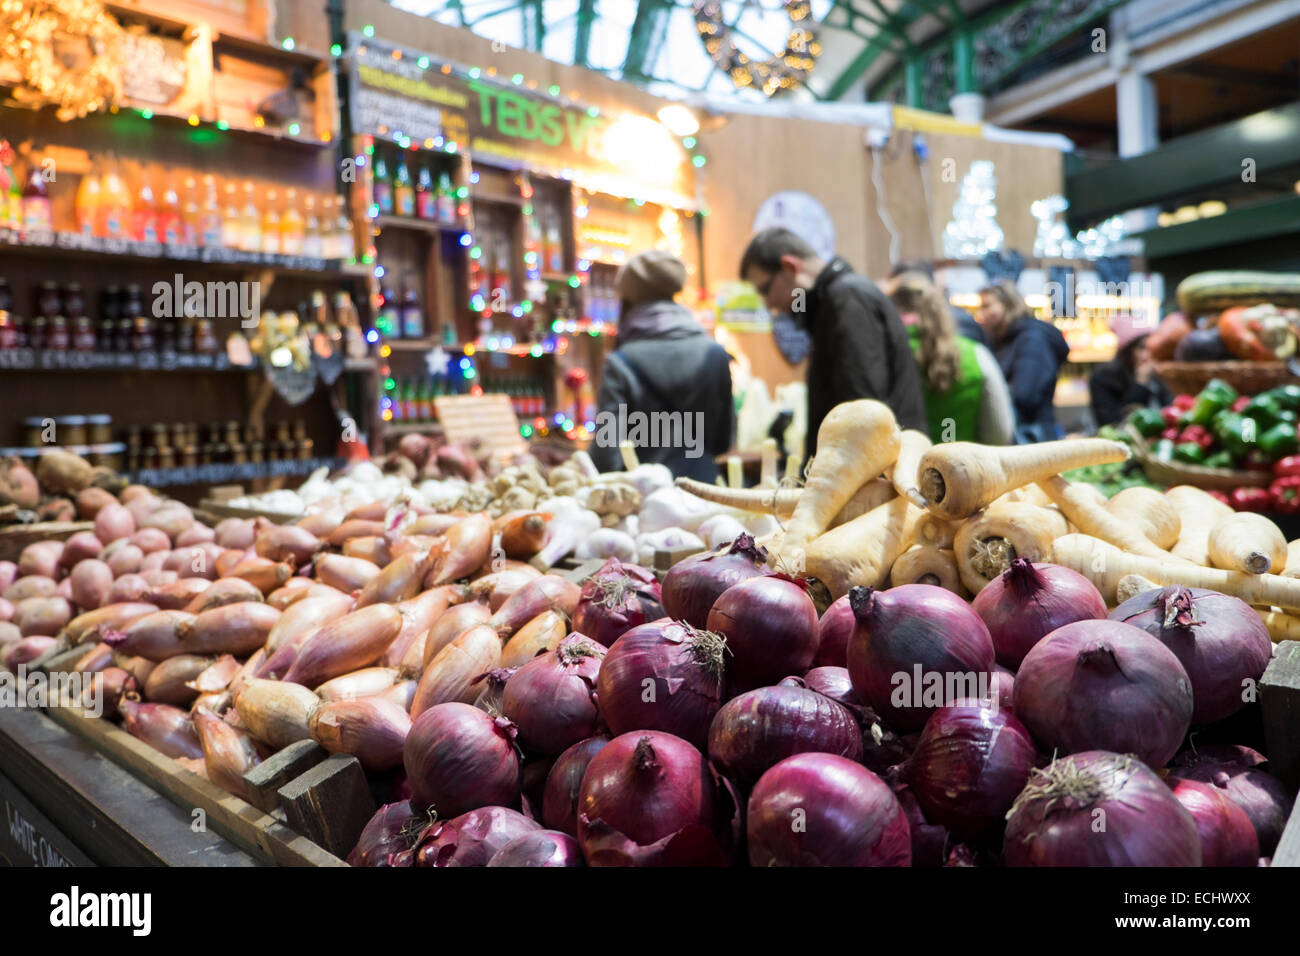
(310, 697, 412, 771)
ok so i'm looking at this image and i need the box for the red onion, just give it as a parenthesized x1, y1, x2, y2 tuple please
(578, 731, 732, 867)
(747, 753, 911, 867)
(472, 666, 517, 716)
(403, 703, 522, 817)
(1004, 750, 1201, 866)
(813, 595, 854, 667)
(501, 634, 605, 756)
(1170, 779, 1259, 867)
(1109, 586, 1273, 725)
(990, 665, 1015, 713)
(572, 558, 665, 647)
(885, 766, 950, 868)
(708, 684, 862, 787)
(846, 585, 995, 731)
(486, 830, 585, 867)
(117, 697, 202, 760)
(1013, 619, 1193, 769)
(973, 559, 1107, 669)
(542, 735, 609, 836)
(905, 701, 1037, 835)
(707, 575, 819, 692)
(412, 806, 540, 867)
(661, 533, 769, 628)
(348, 801, 424, 867)
(796, 666, 859, 707)
(1167, 745, 1293, 855)
(595, 619, 727, 750)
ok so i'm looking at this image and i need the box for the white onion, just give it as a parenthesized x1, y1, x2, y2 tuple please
(636, 528, 705, 565)
(639, 487, 715, 533)
(575, 529, 638, 561)
(628, 464, 674, 497)
(697, 514, 748, 550)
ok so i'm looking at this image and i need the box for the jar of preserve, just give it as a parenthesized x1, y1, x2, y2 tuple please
(126, 449, 141, 472)
(229, 441, 248, 465)
(158, 446, 175, 469)
(149, 423, 170, 449)
(274, 421, 292, 443)
(57, 416, 88, 446)
(176, 317, 195, 353)
(249, 441, 264, 464)
(87, 414, 112, 445)
(63, 283, 85, 320)
(22, 417, 47, 447)
(11, 314, 27, 349)
(72, 316, 96, 351)
(131, 316, 155, 351)
(171, 423, 187, 448)
(292, 419, 307, 440)
(125, 424, 143, 451)
(0, 310, 16, 349)
(46, 316, 69, 350)
(89, 443, 125, 471)
(36, 281, 61, 320)
(141, 447, 158, 470)
(199, 444, 214, 465)
(224, 421, 241, 446)
(181, 445, 199, 468)
(297, 438, 314, 461)
(28, 315, 47, 350)
(195, 319, 218, 353)
(115, 317, 133, 352)
(97, 315, 116, 350)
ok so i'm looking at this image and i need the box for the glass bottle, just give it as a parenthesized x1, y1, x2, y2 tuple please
(75, 160, 102, 237)
(372, 151, 393, 216)
(415, 164, 434, 220)
(261, 189, 281, 255)
(135, 171, 161, 244)
(160, 178, 184, 245)
(99, 159, 131, 240)
(240, 181, 261, 252)
(21, 161, 52, 234)
(376, 286, 398, 338)
(3, 152, 21, 230)
(335, 196, 355, 261)
(181, 175, 201, 245)
(302, 194, 322, 257)
(400, 286, 424, 339)
(436, 172, 455, 225)
(394, 153, 414, 217)
(280, 187, 304, 255)
(221, 182, 242, 249)
(199, 174, 222, 247)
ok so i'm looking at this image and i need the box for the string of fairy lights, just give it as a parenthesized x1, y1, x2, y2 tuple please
(692, 0, 821, 96)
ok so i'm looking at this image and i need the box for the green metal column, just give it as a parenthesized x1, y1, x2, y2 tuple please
(904, 57, 923, 107)
(952, 29, 976, 95)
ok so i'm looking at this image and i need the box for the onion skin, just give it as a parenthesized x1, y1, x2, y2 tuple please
(847, 585, 996, 731)
(499, 610, 568, 669)
(747, 753, 912, 867)
(707, 575, 819, 692)
(316, 667, 402, 702)
(428, 514, 493, 586)
(813, 595, 854, 668)
(1004, 751, 1202, 867)
(106, 610, 192, 661)
(578, 731, 731, 867)
(66, 601, 160, 647)
(193, 707, 261, 801)
(264, 577, 314, 608)
(328, 519, 387, 547)
(72, 641, 115, 673)
(227, 557, 293, 595)
(501, 634, 605, 755)
(354, 550, 437, 609)
(313, 554, 381, 593)
(309, 697, 412, 771)
(542, 735, 610, 837)
(1167, 746, 1293, 856)
(1013, 619, 1193, 769)
(143, 654, 211, 707)
(661, 533, 770, 629)
(382, 586, 460, 669)
(342, 536, 392, 566)
(886, 769, 950, 868)
(572, 559, 665, 648)
(84, 667, 137, 720)
(118, 698, 203, 759)
(253, 520, 321, 566)
(595, 619, 728, 751)
(179, 602, 281, 656)
(233, 678, 319, 750)
(972, 560, 1107, 669)
(489, 575, 582, 638)
(283, 604, 404, 689)
(70, 560, 114, 610)
(1109, 586, 1273, 725)
(423, 600, 493, 668)
(797, 666, 860, 709)
(1171, 779, 1260, 867)
(349, 801, 421, 867)
(378, 679, 417, 711)
(183, 577, 264, 615)
(905, 702, 1037, 835)
(708, 684, 863, 787)
(264, 591, 354, 655)
(150, 577, 214, 611)
(411, 624, 501, 716)
(188, 654, 242, 694)
(214, 518, 256, 550)
(487, 830, 585, 867)
(404, 703, 522, 817)
(412, 807, 540, 867)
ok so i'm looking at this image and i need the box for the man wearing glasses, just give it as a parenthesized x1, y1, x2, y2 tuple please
(740, 227, 927, 458)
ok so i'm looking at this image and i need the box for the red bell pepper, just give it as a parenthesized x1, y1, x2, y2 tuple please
(1161, 406, 1184, 427)
(1231, 396, 1251, 413)
(1230, 487, 1274, 512)
(1242, 449, 1274, 472)
(1206, 490, 1231, 507)
(1161, 426, 1181, 441)
(1270, 476, 1300, 514)
(1273, 455, 1300, 478)
(1173, 394, 1197, 412)
(1177, 425, 1215, 450)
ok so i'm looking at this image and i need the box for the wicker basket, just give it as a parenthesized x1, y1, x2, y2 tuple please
(1154, 360, 1297, 397)
(0, 521, 94, 562)
(1126, 426, 1269, 491)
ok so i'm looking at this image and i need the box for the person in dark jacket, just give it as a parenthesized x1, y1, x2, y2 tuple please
(978, 279, 1070, 443)
(589, 250, 733, 482)
(889, 259, 988, 347)
(740, 228, 928, 458)
(1088, 313, 1172, 427)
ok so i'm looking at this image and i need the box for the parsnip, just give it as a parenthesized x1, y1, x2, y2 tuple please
(1284, 540, 1300, 578)
(1037, 476, 1175, 561)
(887, 430, 931, 507)
(1257, 608, 1300, 643)
(1207, 512, 1287, 574)
(1115, 573, 1161, 604)
(800, 496, 919, 600)
(889, 545, 962, 595)
(1166, 485, 1235, 566)
(1104, 487, 1181, 550)
(952, 501, 1067, 594)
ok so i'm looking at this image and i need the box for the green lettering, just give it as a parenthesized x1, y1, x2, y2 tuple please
(468, 80, 497, 127)
(565, 112, 603, 152)
(538, 105, 563, 147)
(497, 93, 525, 138)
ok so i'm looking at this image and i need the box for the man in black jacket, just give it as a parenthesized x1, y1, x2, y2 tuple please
(740, 228, 927, 457)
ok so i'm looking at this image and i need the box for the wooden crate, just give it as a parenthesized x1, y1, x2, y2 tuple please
(0, 522, 94, 562)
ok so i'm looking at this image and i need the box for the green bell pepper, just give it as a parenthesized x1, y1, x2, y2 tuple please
(1270, 385, 1300, 411)
(1153, 438, 1176, 462)
(1173, 442, 1207, 464)
(1186, 379, 1239, 426)
(1210, 411, 1258, 459)
(1127, 408, 1166, 438)
(1258, 421, 1300, 460)
(1202, 450, 1235, 470)
(1242, 393, 1297, 428)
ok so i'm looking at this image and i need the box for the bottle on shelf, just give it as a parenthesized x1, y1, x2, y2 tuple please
(436, 171, 456, 225)
(136, 171, 162, 244)
(240, 180, 261, 252)
(376, 286, 399, 338)
(545, 218, 563, 274)
(21, 158, 52, 234)
(221, 181, 241, 249)
(99, 158, 131, 241)
(262, 188, 281, 255)
(491, 240, 513, 306)
(335, 290, 368, 359)
(160, 178, 184, 245)
(334, 195, 356, 261)
(400, 286, 424, 339)
(2, 149, 21, 230)
(75, 160, 102, 237)
(415, 164, 434, 220)
(394, 153, 414, 218)
(181, 175, 201, 245)
(302, 194, 322, 257)
(199, 174, 222, 248)
(281, 187, 304, 256)
(373, 151, 393, 216)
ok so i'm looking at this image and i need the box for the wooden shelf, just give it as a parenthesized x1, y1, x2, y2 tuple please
(385, 338, 441, 351)
(373, 215, 464, 235)
(126, 456, 342, 489)
(383, 421, 443, 435)
(470, 191, 525, 208)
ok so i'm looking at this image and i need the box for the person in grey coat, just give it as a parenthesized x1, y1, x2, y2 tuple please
(588, 250, 734, 482)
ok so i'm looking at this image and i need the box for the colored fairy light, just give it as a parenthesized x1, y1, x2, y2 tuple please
(384, 377, 396, 390)
(470, 246, 482, 259)
(511, 306, 523, 318)
(521, 424, 533, 438)
(374, 265, 386, 277)
(457, 203, 470, 218)
(683, 136, 696, 148)
(487, 337, 500, 350)
(512, 74, 523, 85)
(469, 172, 480, 184)
(381, 397, 392, 409)
(585, 420, 596, 431)
(288, 122, 301, 135)
(458, 357, 471, 369)
(551, 320, 563, 333)
(464, 343, 476, 355)
(530, 345, 542, 358)
(462, 368, 475, 379)
(216, 120, 229, 131)
(456, 186, 469, 199)
(521, 301, 533, 314)
(382, 409, 393, 421)
(553, 413, 565, 425)
(330, 43, 342, 56)
(459, 233, 473, 247)
(367, 203, 379, 218)
(502, 335, 515, 347)
(586, 106, 599, 118)
(561, 420, 574, 433)
(567, 276, 580, 288)
(365, 329, 380, 343)
(380, 344, 392, 357)
(446, 142, 458, 153)
(577, 259, 590, 271)
(418, 56, 430, 69)
(471, 385, 484, 396)
(363, 24, 374, 36)
(470, 294, 485, 311)
(692, 155, 706, 167)
(548, 85, 561, 96)
(282, 37, 295, 51)
(187, 114, 200, 126)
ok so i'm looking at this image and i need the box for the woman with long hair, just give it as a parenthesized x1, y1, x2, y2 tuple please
(889, 273, 1014, 444)
(978, 279, 1070, 444)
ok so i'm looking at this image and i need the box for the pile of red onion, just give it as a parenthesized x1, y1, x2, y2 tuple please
(661, 533, 769, 628)
(972, 559, 1107, 669)
(707, 574, 819, 692)
(572, 558, 664, 648)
